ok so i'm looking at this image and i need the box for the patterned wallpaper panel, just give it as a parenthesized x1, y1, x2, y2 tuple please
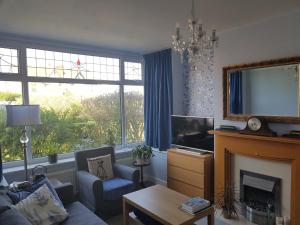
(183, 55, 215, 117)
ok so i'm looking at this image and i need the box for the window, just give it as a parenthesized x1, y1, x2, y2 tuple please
(27, 49, 120, 80)
(125, 62, 142, 80)
(0, 47, 18, 73)
(29, 83, 121, 158)
(124, 86, 144, 143)
(0, 43, 144, 165)
(0, 81, 23, 162)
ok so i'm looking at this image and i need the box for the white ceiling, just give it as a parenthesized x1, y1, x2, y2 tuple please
(0, 0, 300, 54)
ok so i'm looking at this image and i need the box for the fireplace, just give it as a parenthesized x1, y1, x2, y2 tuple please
(240, 170, 281, 225)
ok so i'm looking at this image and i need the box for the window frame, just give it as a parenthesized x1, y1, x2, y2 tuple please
(0, 35, 144, 168)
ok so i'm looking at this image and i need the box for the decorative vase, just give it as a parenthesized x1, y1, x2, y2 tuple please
(48, 154, 58, 164)
(222, 210, 232, 219)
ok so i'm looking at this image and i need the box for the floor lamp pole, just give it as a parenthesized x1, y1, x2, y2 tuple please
(6, 105, 41, 181)
(20, 128, 29, 181)
(22, 143, 28, 180)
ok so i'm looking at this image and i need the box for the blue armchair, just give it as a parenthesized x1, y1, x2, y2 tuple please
(75, 146, 140, 219)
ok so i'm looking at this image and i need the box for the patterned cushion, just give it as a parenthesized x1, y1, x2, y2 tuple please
(87, 154, 114, 181)
(7, 176, 64, 208)
(15, 184, 68, 225)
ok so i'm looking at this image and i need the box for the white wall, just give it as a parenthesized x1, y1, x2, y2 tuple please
(172, 50, 184, 115)
(211, 10, 300, 219)
(214, 10, 300, 133)
(182, 10, 300, 218)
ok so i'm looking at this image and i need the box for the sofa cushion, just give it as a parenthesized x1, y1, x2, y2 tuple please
(7, 176, 63, 207)
(15, 184, 68, 225)
(0, 208, 32, 225)
(103, 177, 134, 201)
(0, 194, 13, 214)
(63, 201, 107, 225)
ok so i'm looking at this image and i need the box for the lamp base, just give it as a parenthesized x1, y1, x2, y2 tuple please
(20, 129, 29, 181)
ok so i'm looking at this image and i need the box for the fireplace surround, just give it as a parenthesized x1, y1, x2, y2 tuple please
(212, 130, 300, 225)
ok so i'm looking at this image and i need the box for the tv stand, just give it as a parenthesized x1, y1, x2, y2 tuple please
(167, 148, 213, 201)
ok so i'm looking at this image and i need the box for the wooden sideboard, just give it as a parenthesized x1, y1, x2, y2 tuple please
(167, 148, 213, 201)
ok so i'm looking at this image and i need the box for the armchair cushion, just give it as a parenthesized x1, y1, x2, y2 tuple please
(103, 178, 135, 201)
(87, 154, 114, 181)
(75, 147, 115, 172)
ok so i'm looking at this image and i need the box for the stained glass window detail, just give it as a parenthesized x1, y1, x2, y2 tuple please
(0, 48, 18, 73)
(26, 48, 120, 81)
(124, 62, 142, 80)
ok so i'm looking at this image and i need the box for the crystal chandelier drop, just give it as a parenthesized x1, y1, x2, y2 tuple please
(172, 0, 219, 72)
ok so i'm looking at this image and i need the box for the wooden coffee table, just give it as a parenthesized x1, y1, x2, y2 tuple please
(123, 184, 214, 225)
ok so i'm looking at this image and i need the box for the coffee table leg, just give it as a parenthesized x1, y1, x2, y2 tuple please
(207, 208, 215, 225)
(123, 198, 129, 225)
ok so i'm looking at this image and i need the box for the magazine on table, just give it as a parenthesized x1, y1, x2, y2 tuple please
(180, 197, 211, 214)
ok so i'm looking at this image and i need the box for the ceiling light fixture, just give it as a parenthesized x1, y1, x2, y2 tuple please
(172, 0, 219, 72)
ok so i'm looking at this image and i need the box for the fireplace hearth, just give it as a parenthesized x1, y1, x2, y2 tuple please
(240, 170, 281, 225)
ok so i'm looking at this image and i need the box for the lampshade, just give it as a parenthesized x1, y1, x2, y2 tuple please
(6, 105, 41, 127)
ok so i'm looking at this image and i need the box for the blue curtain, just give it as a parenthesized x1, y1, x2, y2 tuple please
(144, 49, 173, 150)
(230, 71, 243, 114)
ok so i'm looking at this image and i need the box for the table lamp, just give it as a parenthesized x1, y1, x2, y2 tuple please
(6, 105, 41, 180)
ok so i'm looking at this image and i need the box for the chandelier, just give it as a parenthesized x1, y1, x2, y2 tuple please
(172, 0, 219, 72)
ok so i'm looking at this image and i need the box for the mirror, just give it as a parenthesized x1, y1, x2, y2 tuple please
(223, 57, 300, 123)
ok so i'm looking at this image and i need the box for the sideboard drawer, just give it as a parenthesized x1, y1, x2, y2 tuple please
(167, 164, 204, 188)
(167, 152, 204, 173)
(167, 178, 204, 198)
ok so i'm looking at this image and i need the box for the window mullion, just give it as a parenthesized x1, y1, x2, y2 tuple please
(20, 47, 33, 163)
(120, 59, 126, 147)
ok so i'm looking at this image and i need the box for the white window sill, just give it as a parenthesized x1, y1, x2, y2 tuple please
(3, 157, 75, 174)
(3, 148, 132, 174)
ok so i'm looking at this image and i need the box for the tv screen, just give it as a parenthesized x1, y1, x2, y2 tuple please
(171, 115, 214, 152)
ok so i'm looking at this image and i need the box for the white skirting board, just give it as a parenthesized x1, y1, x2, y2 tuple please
(143, 174, 167, 186)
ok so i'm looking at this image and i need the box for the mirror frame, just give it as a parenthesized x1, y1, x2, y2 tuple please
(223, 56, 300, 123)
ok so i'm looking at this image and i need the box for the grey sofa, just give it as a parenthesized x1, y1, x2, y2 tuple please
(75, 146, 140, 219)
(0, 182, 107, 225)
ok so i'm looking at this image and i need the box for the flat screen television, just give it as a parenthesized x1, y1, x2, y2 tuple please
(171, 115, 214, 152)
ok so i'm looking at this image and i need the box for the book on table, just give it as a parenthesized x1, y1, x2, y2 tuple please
(181, 197, 210, 214)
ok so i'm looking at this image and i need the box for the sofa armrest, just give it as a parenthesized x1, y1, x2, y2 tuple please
(113, 163, 140, 187)
(77, 170, 103, 212)
(54, 182, 74, 206)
